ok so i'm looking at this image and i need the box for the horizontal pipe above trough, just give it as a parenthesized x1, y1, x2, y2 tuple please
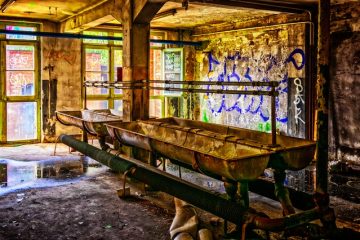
(83, 80, 280, 96)
(84, 80, 280, 87)
(59, 134, 323, 231)
(0, 29, 202, 47)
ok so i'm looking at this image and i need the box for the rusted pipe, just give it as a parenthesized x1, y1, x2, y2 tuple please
(59, 134, 327, 231)
(59, 134, 248, 224)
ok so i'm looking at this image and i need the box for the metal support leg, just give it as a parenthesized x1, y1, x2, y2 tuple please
(274, 169, 295, 215)
(82, 130, 88, 143)
(223, 178, 238, 202)
(53, 135, 60, 156)
(238, 181, 249, 209)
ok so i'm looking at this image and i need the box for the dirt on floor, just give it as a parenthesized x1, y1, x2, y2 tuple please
(0, 170, 174, 240)
(1, 143, 360, 240)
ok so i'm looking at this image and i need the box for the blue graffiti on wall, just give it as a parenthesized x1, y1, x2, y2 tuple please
(205, 48, 305, 123)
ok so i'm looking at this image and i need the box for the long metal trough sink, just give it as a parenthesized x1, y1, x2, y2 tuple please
(144, 117, 316, 171)
(106, 121, 272, 181)
(56, 109, 122, 136)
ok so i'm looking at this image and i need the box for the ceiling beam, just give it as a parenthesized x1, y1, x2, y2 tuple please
(192, 12, 311, 39)
(133, 0, 168, 23)
(187, 0, 317, 14)
(60, 0, 122, 33)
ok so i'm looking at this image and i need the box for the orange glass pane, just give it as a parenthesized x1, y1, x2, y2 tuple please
(6, 45, 35, 70)
(6, 71, 35, 96)
(85, 49, 109, 72)
(150, 49, 163, 96)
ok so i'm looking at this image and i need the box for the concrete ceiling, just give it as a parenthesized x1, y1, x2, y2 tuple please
(149, 2, 278, 29)
(0, 0, 105, 21)
(0, 0, 357, 31)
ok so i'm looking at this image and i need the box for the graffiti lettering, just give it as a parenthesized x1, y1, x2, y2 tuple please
(204, 48, 306, 129)
(293, 78, 305, 124)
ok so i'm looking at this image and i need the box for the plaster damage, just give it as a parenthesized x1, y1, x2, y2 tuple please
(329, 1, 360, 165)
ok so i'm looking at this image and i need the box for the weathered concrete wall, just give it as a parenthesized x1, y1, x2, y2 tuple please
(193, 24, 307, 138)
(329, 1, 360, 165)
(42, 22, 82, 141)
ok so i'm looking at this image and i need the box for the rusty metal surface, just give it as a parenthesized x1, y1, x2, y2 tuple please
(144, 118, 316, 170)
(106, 121, 272, 181)
(56, 110, 122, 136)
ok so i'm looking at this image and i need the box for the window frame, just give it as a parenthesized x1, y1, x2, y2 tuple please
(81, 29, 123, 111)
(0, 21, 41, 143)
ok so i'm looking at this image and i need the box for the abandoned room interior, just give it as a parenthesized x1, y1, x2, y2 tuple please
(0, 0, 359, 239)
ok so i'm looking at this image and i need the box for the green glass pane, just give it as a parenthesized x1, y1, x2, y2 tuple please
(114, 32, 123, 45)
(83, 31, 108, 44)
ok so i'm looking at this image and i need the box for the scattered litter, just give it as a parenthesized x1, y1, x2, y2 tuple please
(104, 224, 112, 229)
(135, 192, 144, 197)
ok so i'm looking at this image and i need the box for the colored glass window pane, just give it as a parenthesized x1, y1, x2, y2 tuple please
(85, 49, 109, 72)
(86, 100, 108, 110)
(114, 49, 123, 94)
(6, 25, 36, 40)
(114, 32, 123, 45)
(6, 45, 35, 70)
(150, 34, 163, 47)
(83, 31, 108, 44)
(114, 100, 123, 116)
(85, 72, 109, 95)
(150, 49, 163, 96)
(150, 99, 162, 118)
(6, 71, 35, 96)
(7, 102, 37, 141)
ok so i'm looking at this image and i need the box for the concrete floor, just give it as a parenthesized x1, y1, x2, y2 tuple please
(0, 143, 360, 239)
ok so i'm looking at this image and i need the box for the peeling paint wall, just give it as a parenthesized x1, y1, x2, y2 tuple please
(194, 24, 307, 138)
(42, 22, 82, 141)
(329, 1, 360, 165)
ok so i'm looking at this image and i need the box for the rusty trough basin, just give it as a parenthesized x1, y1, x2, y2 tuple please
(56, 110, 122, 137)
(143, 117, 316, 171)
(106, 121, 273, 181)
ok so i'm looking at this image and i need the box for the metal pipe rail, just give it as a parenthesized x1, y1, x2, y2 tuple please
(83, 80, 279, 96)
(59, 134, 332, 232)
(83, 79, 279, 145)
(0, 29, 202, 47)
(84, 80, 279, 87)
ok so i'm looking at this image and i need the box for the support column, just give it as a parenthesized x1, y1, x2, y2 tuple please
(121, 1, 150, 122)
(315, 0, 330, 195)
(120, 0, 166, 121)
